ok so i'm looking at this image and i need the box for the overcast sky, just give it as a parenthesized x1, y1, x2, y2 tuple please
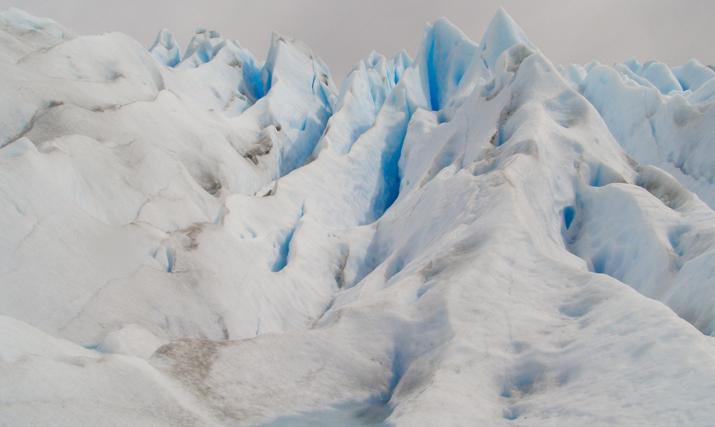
(2, 0, 713, 80)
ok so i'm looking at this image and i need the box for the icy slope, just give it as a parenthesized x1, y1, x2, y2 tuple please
(561, 58, 715, 208)
(0, 6, 341, 343)
(2, 7, 715, 427)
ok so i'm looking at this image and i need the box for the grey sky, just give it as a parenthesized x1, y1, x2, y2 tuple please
(2, 0, 713, 80)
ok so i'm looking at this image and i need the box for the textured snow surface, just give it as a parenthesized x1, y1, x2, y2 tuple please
(2, 7, 715, 427)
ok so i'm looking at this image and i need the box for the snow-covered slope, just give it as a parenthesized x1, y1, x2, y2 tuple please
(2, 7, 715, 427)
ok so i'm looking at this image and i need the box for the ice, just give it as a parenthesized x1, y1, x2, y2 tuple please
(3, 6, 715, 427)
(181, 28, 226, 67)
(149, 29, 182, 67)
(417, 18, 478, 110)
(0, 8, 71, 60)
(564, 175, 715, 334)
(638, 61, 683, 94)
(479, 7, 535, 72)
(311, 51, 407, 155)
(570, 58, 715, 208)
(673, 59, 715, 91)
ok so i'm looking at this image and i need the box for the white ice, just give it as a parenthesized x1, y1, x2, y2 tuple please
(2, 7, 715, 427)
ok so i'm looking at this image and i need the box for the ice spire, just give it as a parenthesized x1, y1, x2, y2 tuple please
(181, 28, 225, 66)
(390, 50, 413, 85)
(416, 17, 478, 110)
(673, 59, 715, 91)
(479, 8, 535, 71)
(148, 29, 181, 67)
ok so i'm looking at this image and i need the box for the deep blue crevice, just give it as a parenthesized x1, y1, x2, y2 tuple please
(368, 116, 409, 221)
(278, 107, 332, 176)
(197, 46, 211, 63)
(263, 66, 274, 94)
(271, 207, 304, 272)
(166, 54, 180, 68)
(383, 350, 405, 403)
(668, 226, 689, 268)
(561, 199, 582, 247)
(492, 125, 511, 146)
(590, 166, 605, 187)
(591, 252, 607, 274)
(589, 164, 623, 187)
(271, 227, 295, 272)
(242, 58, 267, 100)
(422, 30, 441, 111)
(563, 206, 575, 230)
(313, 75, 334, 113)
(379, 139, 404, 212)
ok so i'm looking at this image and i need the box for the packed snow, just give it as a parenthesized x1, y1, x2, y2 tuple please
(2, 6, 715, 426)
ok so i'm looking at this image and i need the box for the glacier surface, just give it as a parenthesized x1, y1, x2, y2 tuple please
(2, 6, 715, 426)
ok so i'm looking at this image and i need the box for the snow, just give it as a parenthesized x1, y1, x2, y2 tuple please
(99, 324, 169, 358)
(2, 6, 715, 427)
(0, 8, 72, 61)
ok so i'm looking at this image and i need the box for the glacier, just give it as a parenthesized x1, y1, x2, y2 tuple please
(2, 6, 715, 426)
